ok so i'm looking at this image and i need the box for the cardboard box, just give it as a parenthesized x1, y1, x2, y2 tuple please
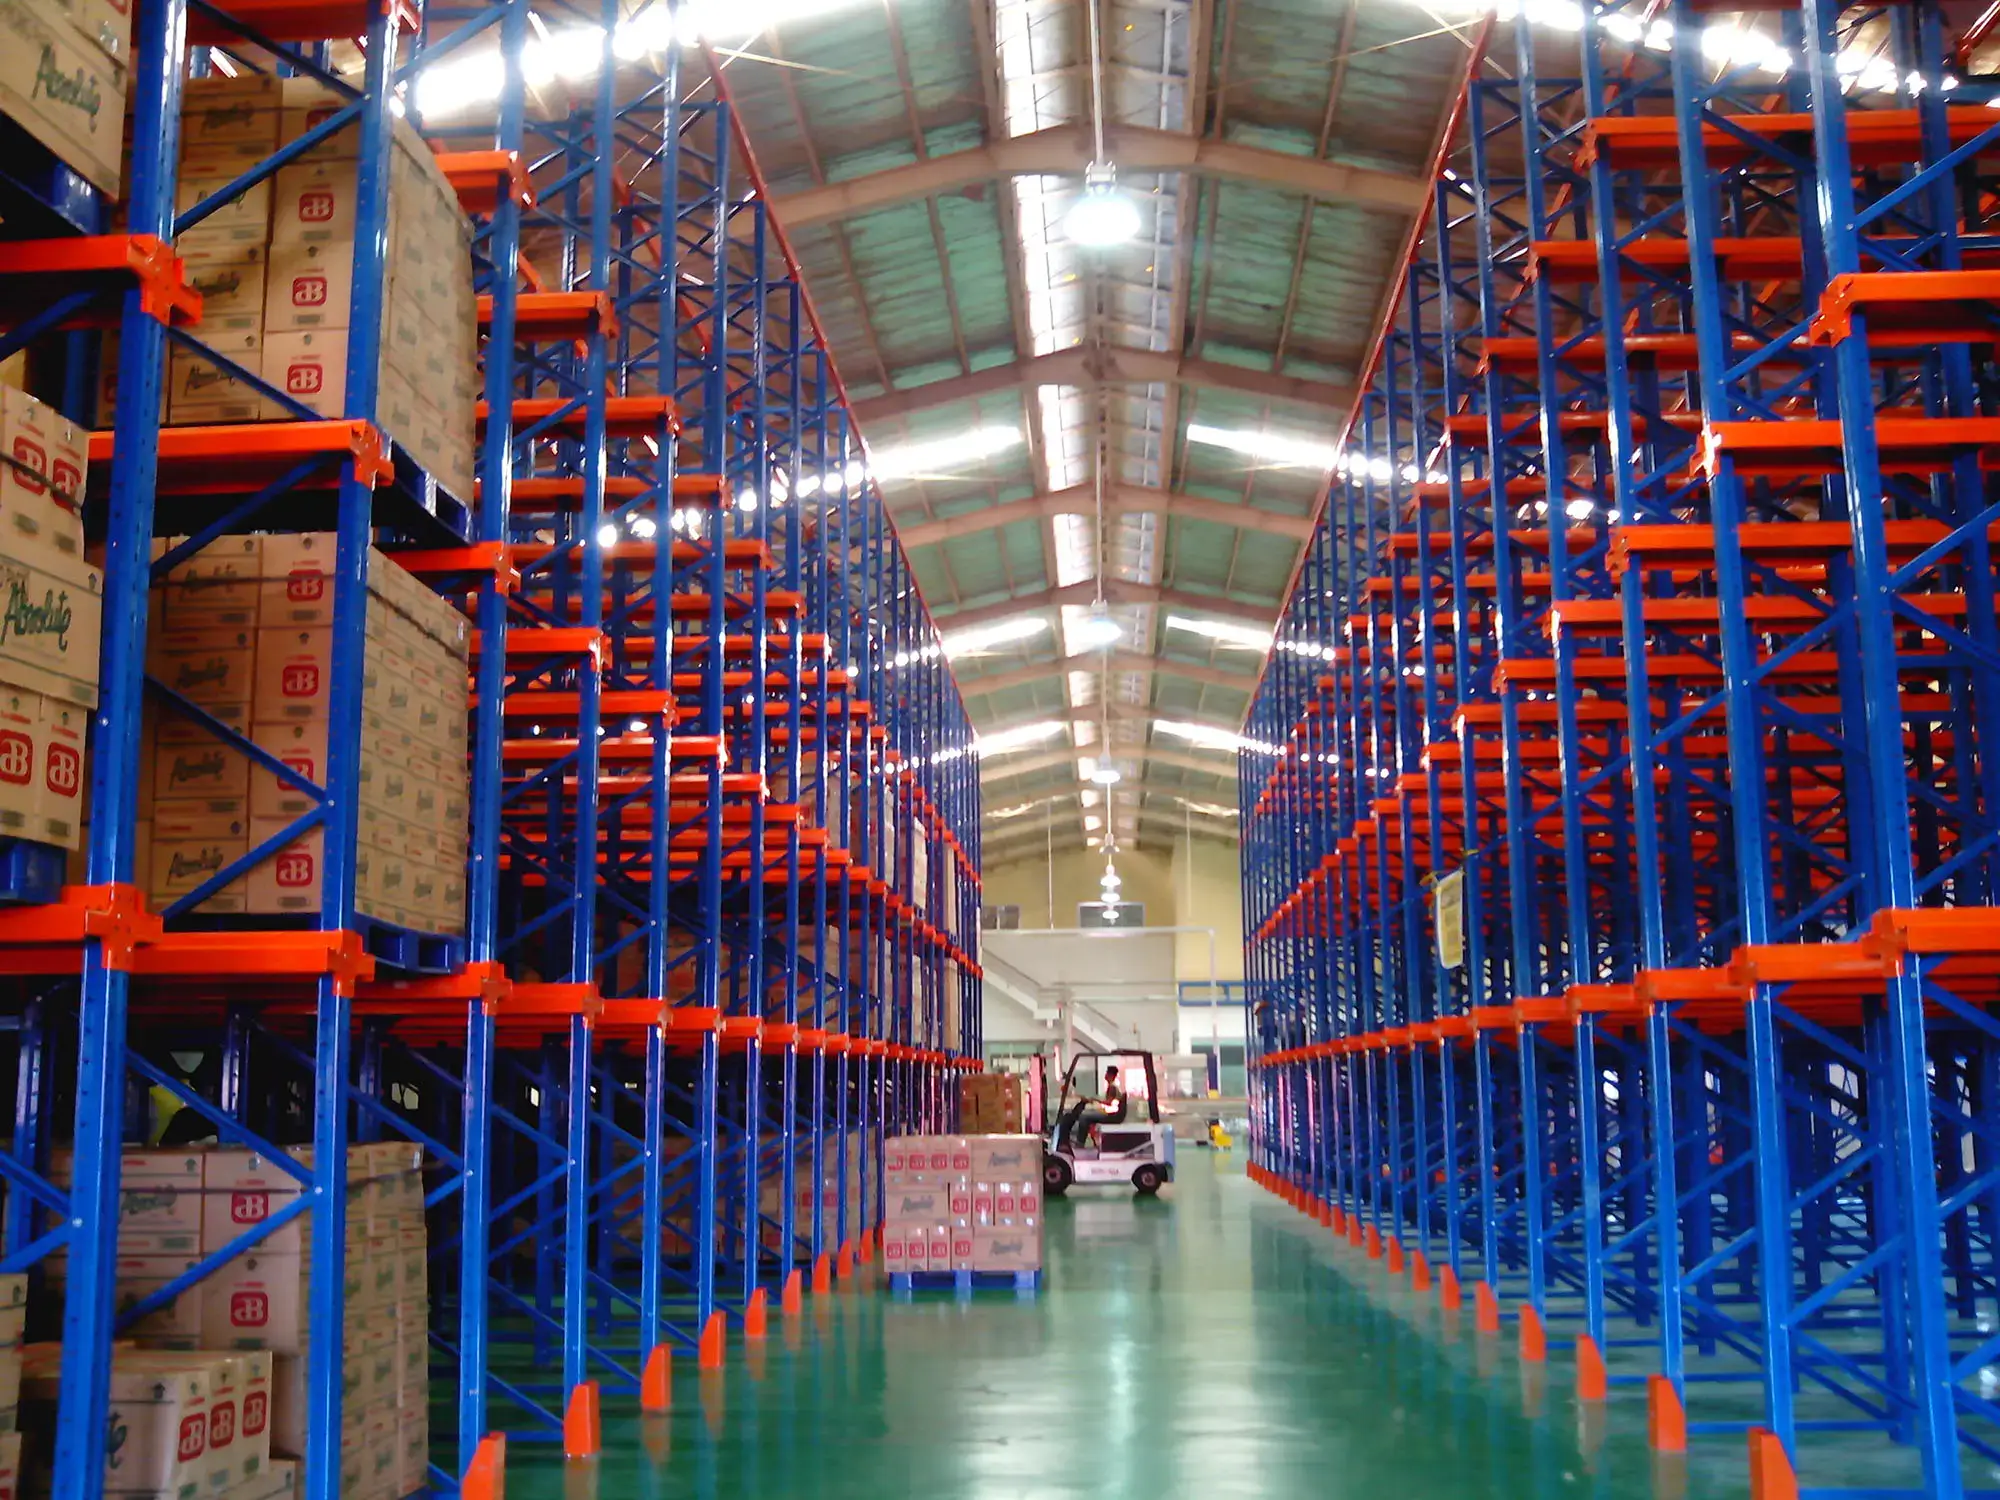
(0, 535, 100, 707)
(0, 1273, 25, 1348)
(106, 1254, 208, 1347)
(33, 695, 82, 849)
(176, 242, 267, 334)
(0, 0, 126, 195)
(152, 734, 248, 806)
(0, 687, 40, 845)
(54, 0, 126, 62)
(203, 1149, 308, 1257)
(180, 74, 280, 158)
(0, 389, 84, 559)
(0, 1427, 17, 1500)
(248, 720, 323, 820)
(202, 1251, 303, 1354)
(258, 329, 344, 418)
(146, 804, 249, 914)
(173, 168, 272, 251)
(104, 1353, 216, 1499)
(147, 626, 254, 715)
(253, 626, 331, 721)
(263, 244, 352, 335)
(269, 157, 360, 248)
(968, 1134, 1039, 1180)
(154, 535, 262, 623)
(970, 1226, 1042, 1272)
(245, 816, 321, 916)
(167, 332, 269, 425)
(279, 76, 354, 156)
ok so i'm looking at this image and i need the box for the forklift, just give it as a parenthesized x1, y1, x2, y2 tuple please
(1041, 1048, 1176, 1196)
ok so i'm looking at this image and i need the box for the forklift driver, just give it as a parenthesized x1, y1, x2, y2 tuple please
(1063, 1065, 1127, 1152)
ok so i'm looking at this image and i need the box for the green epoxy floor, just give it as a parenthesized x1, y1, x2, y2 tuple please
(506, 1152, 1754, 1499)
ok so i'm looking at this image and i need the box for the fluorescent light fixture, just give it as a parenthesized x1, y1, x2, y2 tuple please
(989, 801, 1040, 820)
(1064, 164, 1141, 248)
(942, 615, 1050, 660)
(1153, 719, 1282, 756)
(1186, 423, 1340, 470)
(1565, 498, 1595, 520)
(1165, 614, 1274, 652)
(976, 720, 1068, 758)
(1181, 800, 1238, 819)
(867, 426, 1023, 484)
(1074, 606, 1122, 649)
(415, 0, 873, 115)
(595, 523, 617, 547)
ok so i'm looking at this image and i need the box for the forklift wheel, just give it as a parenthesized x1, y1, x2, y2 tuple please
(1043, 1153, 1074, 1197)
(1132, 1164, 1164, 1195)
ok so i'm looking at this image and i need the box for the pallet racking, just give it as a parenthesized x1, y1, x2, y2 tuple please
(0, 0, 983, 1495)
(1243, 3, 2000, 1493)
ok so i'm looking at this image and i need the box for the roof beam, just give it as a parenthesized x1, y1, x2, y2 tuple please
(957, 650, 1258, 698)
(898, 483, 1313, 548)
(852, 345, 1354, 426)
(980, 703, 1240, 739)
(939, 579, 1274, 633)
(980, 743, 1236, 784)
(773, 123, 1429, 227)
(984, 808, 1238, 852)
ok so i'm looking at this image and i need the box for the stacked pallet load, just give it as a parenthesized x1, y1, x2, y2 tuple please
(136, 534, 469, 934)
(31, 1143, 428, 1499)
(959, 1072, 1024, 1134)
(139, 76, 476, 499)
(882, 1135, 1042, 1289)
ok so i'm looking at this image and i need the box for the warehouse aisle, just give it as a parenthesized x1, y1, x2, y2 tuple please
(503, 1150, 1750, 1499)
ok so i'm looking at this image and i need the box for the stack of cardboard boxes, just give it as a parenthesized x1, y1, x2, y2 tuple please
(0, 1276, 22, 1498)
(135, 533, 469, 934)
(0, 0, 129, 201)
(146, 75, 478, 501)
(34, 1142, 427, 1500)
(756, 1130, 863, 1254)
(959, 1073, 1025, 1134)
(881, 1135, 1042, 1278)
(0, 389, 99, 853)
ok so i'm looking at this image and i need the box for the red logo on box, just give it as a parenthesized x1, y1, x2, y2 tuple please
(282, 751, 318, 782)
(1020, 1193, 1039, 1214)
(950, 1191, 970, 1215)
(298, 189, 335, 223)
(50, 459, 80, 509)
(883, 1241, 903, 1263)
(928, 1153, 947, 1170)
(230, 1289, 269, 1328)
(178, 1414, 206, 1462)
(952, 1154, 970, 1171)
(997, 1194, 1015, 1213)
(275, 848, 315, 888)
(290, 274, 328, 308)
(0, 732, 31, 786)
(286, 363, 323, 396)
(281, 661, 320, 697)
(45, 744, 79, 797)
(242, 1391, 267, 1437)
(209, 1399, 235, 1449)
(953, 1235, 972, 1256)
(285, 567, 326, 602)
(231, 1190, 269, 1224)
(10, 438, 44, 494)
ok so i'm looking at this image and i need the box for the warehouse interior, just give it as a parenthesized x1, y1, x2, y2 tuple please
(0, 0, 1997, 1493)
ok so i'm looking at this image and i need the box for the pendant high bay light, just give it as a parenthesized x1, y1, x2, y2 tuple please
(1062, 0, 1138, 249)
